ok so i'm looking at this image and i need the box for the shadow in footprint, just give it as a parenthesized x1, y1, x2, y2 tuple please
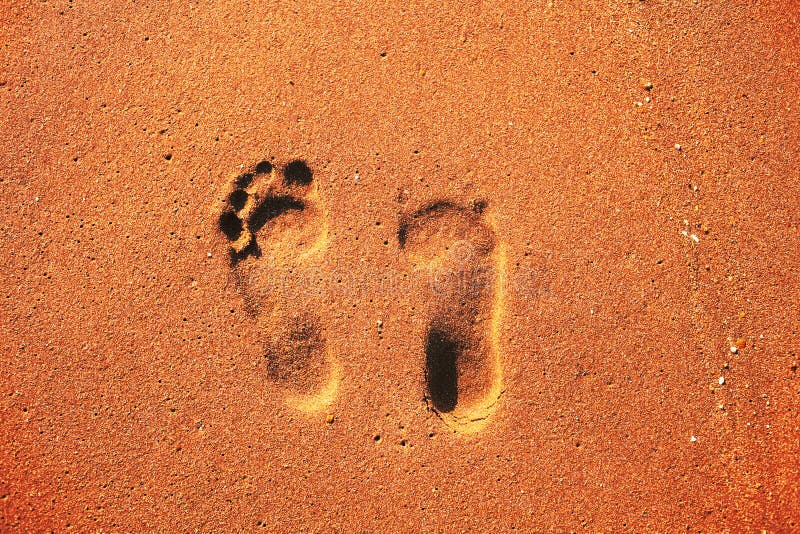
(261, 313, 340, 413)
(397, 201, 459, 248)
(219, 210, 244, 241)
(248, 196, 305, 233)
(283, 160, 313, 186)
(264, 316, 326, 389)
(425, 326, 460, 413)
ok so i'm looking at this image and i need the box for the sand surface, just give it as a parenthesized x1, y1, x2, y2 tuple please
(2, 0, 799, 530)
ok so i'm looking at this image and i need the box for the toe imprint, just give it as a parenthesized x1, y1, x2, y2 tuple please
(217, 158, 327, 268)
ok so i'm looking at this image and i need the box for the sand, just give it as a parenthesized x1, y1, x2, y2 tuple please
(2, 0, 799, 530)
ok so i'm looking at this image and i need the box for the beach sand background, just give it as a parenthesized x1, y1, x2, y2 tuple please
(2, 1, 799, 530)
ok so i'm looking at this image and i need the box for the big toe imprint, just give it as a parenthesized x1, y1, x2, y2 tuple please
(217, 158, 336, 414)
(399, 200, 506, 434)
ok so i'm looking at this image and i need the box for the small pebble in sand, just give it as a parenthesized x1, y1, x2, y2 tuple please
(730, 346, 738, 354)
(674, 143, 682, 151)
(207, 252, 212, 258)
(718, 376, 726, 385)
(644, 96, 651, 103)
(326, 414, 334, 424)
(681, 230, 699, 243)
(690, 435, 697, 443)
(377, 320, 383, 328)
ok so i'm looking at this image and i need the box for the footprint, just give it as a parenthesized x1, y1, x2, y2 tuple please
(260, 313, 340, 414)
(218, 158, 328, 271)
(217, 157, 337, 413)
(398, 200, 506, 434)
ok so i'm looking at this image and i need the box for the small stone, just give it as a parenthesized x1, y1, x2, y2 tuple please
(207, 252, 212, 258)
(644, 96, 651, 103)
(377, 320, 383, 328)
(730, 346, 738, 354)
(690, 435, 697, 442)
(719, 376, 726, 385)
(674, 143, 682, 151)
(643, 81, 654, 91)
(326, 414, 334, 424)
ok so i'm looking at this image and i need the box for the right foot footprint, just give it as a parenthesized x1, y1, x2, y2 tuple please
(218, 157, 329, 311)
(217, 157, 336, 414)
(399, 200, 506, 434)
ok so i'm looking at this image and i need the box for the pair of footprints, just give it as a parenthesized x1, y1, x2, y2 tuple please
(217, 157, 506, 434)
